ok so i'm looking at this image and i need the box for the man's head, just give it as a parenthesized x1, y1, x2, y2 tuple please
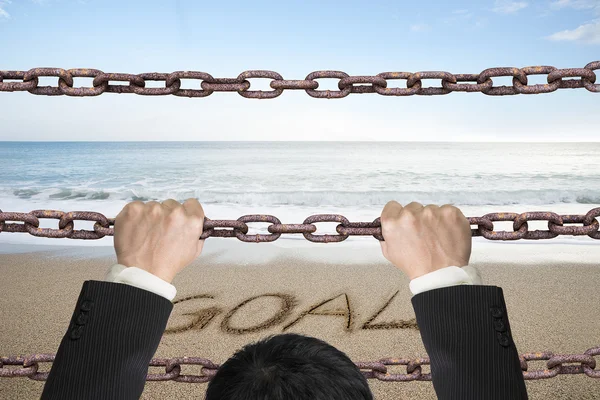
(205, 333, 373, 400)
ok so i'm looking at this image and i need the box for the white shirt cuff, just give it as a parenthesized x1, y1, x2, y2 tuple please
(409, 265, 482, 296)
(104, 264, 177, 302)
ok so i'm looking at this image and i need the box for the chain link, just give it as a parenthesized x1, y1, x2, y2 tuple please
(1, 347, 598, 382)
(1, 208, 598, 243)
(2, 61, 599, 393)
(1, 63, 597, 98)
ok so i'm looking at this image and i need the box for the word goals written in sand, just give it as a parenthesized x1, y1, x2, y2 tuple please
(165, 290, 418, 335)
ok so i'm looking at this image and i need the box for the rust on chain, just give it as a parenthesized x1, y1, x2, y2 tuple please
(22, 68, 73, 96)
(2, 207, 599, 242)
(406, 71, 454, 95)
(513, 66, 560, 94)
(302, 214, 351, 242)
(131, 72, 181, 96)
(1, 63, 598, 97)
(0, 71, 38, 91)
(338, 76, 387, 94)
(270, 79, 318, 90)
(92, 73, 146, 94)
(477, 67, 528, 96)
(547, 68, 597, 89)
(201, 78, 250, 92)
(513, 211, 563, 239)
(268, 223, 317, 234)
(441, 73, 493, 92)
(549, 214, 599, 236)
(1, 63, 599, 390)
(1, 347, 599, 382)
(199, 218, 248, 240)
(583, 61, 600, 92)
(59, 69, 108, 96)
(336, 219, 384, 241)
(305, 71, 352, 99)
(374, 72, 421, 96)
(236, 70, 284, 99)
(234, 215, 282, 242)
(167, 71, 215, 97)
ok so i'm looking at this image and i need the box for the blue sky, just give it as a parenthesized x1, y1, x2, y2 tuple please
(0, 0, 598, 141)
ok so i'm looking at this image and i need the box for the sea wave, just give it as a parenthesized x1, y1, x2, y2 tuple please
(3, 187, 599, 207)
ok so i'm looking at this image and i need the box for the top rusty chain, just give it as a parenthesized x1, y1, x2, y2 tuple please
(1, 62, 599, 98)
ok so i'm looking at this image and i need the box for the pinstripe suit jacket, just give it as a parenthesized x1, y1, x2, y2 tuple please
(40, 281, 528, 399)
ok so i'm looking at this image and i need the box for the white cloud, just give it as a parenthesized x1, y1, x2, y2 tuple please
(547, 19, 600, 43)
(0, 0, 11, 19)
(492, 0, 528, 13)
(550, 0, 600, 10)
(410, 23, 430, 32)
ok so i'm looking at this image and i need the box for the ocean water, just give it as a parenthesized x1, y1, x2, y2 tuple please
(1, 141, 599, 247)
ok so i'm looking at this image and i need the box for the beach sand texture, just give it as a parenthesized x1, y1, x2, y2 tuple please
(1, 240, 599, 399)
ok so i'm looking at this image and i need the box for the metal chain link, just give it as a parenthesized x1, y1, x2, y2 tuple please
(2, 62, 599, 394)
(0, 208, 599, 243)
(1, 347, 598, 382)
(1, 62, 598, 98)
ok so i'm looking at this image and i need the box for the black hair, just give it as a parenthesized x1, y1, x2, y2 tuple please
(205, 333, 373, 400)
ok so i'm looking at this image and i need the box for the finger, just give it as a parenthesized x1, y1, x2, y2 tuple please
(162, 198, 181, 211)
(187, 200, 206, 243)
(182, 198, 204, 217)
(161, 199, 181, 208)
(195, 240, 204, 258)
(381, 201, 403, 240)
(423, 204, 439, 217)
(116, 200, 144, 218)
(403, 201, 424, 213)
(145, 201, 163, 217)
(115, 201, 143, 231)
(441, 203, 465, 218)
(381, 200, 403, 221)
(379, 240, 388, 260)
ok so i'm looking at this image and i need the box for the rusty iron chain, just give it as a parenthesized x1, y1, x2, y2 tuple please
(0, 208, 599, 243)
(0, 62, 598, 98)
(2, 64, 599, 395)
(1, 347, 599, 382)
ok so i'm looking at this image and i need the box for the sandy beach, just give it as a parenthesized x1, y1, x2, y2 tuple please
(1, 238, 599, 399)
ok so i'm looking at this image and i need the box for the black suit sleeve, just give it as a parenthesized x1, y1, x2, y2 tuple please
(411, 284, 528, 400)
(40, 280, 173, 400)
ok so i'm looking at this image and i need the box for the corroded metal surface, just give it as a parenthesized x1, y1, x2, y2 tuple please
(1, 62, 598, 98)
(1, 208, 598, 243)
(1, 347, 598, 382)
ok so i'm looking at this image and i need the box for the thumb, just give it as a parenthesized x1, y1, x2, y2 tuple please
(194, 240, 204, 260)
(379, 240, 388, 260)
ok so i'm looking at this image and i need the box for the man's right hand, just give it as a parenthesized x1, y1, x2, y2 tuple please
(379, 201, 472, 280)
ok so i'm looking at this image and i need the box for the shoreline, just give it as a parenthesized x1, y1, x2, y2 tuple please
(1, 237, 599, 263)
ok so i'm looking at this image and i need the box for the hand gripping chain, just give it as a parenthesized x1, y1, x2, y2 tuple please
(0, 208, 599, 243)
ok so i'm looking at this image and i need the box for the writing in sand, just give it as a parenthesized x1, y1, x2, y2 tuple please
(165, 290, 419, 335)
